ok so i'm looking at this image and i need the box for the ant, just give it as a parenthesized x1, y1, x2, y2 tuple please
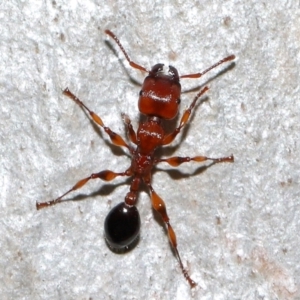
(37, 29, 235, 288)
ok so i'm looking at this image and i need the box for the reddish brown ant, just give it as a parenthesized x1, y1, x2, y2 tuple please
(37, 29, 235, 288)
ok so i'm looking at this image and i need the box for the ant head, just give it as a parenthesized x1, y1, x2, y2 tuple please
(149, 64, 179, 80)
(138, 64, 181, 120)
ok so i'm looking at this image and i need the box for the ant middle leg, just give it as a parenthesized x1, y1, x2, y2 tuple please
(36, 169, 132, 210)
(145, 181, 197, 288)
(156, 154, 234, 167)
(63, 88, 130, 150)
(162, 86, 209, 145)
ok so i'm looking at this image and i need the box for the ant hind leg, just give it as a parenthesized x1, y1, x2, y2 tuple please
(145, 181, 197, 288)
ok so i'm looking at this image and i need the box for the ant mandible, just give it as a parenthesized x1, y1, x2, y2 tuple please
(37, 29, 235, 288)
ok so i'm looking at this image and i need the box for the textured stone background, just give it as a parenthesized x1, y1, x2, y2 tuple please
(1, 1, 299, 299)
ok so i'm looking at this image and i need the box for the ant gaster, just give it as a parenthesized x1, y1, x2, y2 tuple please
(37, 30, 235, 288)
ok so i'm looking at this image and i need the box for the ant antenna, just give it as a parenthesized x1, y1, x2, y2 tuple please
(105, 30, 149, 73)
(180, 55, 235, 79)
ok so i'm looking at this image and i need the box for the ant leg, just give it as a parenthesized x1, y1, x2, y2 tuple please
(122, 113, 137, 145)
(63, 88, 130, 150)
(36, 169, 132, 210)
(162, 87, 209, 145)
(156, 154, 234, 166)
(145, 181, 197, 288)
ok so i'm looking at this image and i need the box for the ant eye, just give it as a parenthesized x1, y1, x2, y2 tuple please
(150, 63, 164, 75)
(139, 90, 143, 96)
(176, 98, 181, 104)
(104, 202, 141, 250)
(168, 66, 179, 79)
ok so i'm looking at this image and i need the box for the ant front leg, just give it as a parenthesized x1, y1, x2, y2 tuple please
(122, 113, 137, 145)
(63, 88, 130, 150)
(162, 86, 209, 145)
(144, 179, 197, 288)
(36, 169, 132, 210)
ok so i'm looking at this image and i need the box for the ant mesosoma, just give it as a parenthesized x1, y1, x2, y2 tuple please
(37, 30, 235, 288)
